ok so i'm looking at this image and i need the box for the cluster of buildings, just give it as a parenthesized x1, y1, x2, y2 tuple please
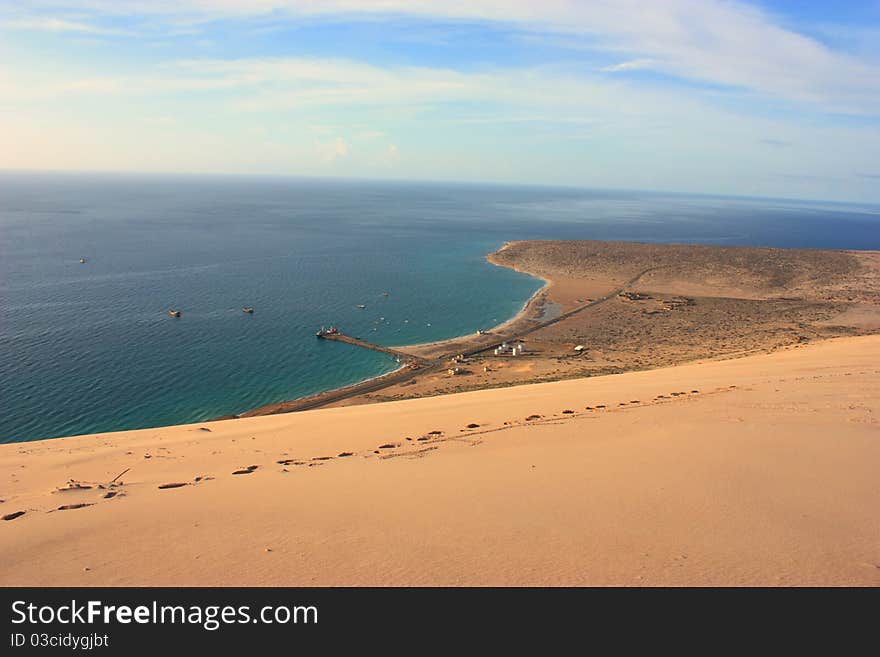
(494, 341, 526, 356)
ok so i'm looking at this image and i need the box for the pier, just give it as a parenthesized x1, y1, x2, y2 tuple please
(318, 332, 430, 365)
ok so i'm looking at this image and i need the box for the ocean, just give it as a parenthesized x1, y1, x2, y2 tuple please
(2, 172, 878, 443)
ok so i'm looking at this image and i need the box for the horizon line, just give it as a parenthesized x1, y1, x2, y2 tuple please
(2, 167, 878, 209)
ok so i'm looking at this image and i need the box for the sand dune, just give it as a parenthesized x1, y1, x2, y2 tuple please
(1, 335, 879, 586)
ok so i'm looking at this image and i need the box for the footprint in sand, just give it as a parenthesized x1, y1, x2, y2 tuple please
(377, 443, 398, 449)
(311, 456, 333, 461)
(3, 511, 26, 521)
(562, 410, 574, 414)
(466, 423, 481, 429)
(337, 452, 354, 457)
(428, 430, 443, 436)
(525, 415, 542, 421)
(57, 503, 94, 511)
(232, 465, 259, 475)
(158, 482, 189, 490)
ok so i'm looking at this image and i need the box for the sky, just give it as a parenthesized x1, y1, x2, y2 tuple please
(1, 1, 879, 202)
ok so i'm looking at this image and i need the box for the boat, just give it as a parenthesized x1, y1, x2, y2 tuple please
(316, 326, 340, 337)
(356, 304, 366, 309)
(79, 257, 87, 264)
(381, 291, 390, 297)
(168, 309, 181, 318)
(243, 307, 254, 314)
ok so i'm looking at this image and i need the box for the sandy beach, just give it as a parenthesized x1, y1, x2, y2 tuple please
(2, 334, 878, 586)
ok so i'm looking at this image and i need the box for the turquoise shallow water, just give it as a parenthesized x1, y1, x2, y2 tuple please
(1, 172, 878, 443)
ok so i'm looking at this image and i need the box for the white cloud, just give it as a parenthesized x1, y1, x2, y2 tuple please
(2, 2, 879, 200)
(374, 142, 400, 168)
(316, 136, 350, 162)
(0, 17, 129, 35)
(600, 59, 656, 73)
(19, 0, 880, 113)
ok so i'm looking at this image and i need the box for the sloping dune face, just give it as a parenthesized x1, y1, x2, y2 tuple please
(1, 336, 878, 586)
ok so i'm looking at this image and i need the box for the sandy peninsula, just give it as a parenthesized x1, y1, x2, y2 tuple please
(327, 240, 880, 408)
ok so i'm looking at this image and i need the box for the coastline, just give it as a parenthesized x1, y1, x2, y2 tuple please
(305, 240, 880, 410)
(236, 241, 555, 417)
(236, 361, 411, 418)
(230, 238, 880, 418)
(14, 239, 880, 434)
(389, 241, 553, 353)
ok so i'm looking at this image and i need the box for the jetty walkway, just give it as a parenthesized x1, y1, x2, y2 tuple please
(318, 333, 429, 365)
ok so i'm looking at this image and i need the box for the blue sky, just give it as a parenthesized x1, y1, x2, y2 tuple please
(1, 1, 879, 202)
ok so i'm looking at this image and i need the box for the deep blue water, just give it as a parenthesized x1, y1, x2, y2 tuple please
(1, 172, 878, 443)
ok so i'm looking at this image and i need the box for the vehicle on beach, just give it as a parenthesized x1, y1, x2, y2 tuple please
(168, 309, 181, 317)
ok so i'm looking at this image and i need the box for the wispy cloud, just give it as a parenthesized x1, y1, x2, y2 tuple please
(759, 138, 793, 148)
(20, 0, 880, 114)
(2, 1, 879, 201)
(0, 17, 130, 36)
(315, 136, 350, 162)
(600, 59, 656, 73)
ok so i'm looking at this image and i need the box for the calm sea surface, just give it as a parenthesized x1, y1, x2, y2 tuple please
(2, 172, 878, 443)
